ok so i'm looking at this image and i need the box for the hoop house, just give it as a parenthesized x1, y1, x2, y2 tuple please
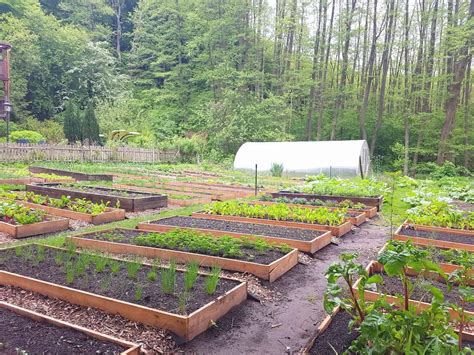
(233, 140, 371, 177)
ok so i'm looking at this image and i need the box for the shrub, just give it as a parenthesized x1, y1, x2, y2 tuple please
(9, 130, 45, 143)
(270, 163, 284, 177)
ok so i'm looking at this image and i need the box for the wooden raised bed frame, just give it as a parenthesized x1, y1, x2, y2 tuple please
(250, 201, 368, 226)
(26, 183, 168, 212)
(67, 228, 298, 282)
(0, 215, 69, 238)
(191, 212, 353, 238)
(29, 166, 113, 181)
(353, 261, 474, 322)
(138, 220, 333, 254)
(0, 302, 140, 355)
(394, 222, 474, 252)
(0, 245, 247, 342)
(14, 200, 125, 225)
(271, 191, 384, 211)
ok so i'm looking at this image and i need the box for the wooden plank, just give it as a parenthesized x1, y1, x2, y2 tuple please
(0, 216, 69, 238)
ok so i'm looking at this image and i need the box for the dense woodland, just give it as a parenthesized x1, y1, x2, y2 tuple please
(0, 0, 472, 171)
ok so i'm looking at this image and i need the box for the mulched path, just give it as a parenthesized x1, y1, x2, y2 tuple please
(0, 307, 124, 354)
(400, 226, 474, 245)
(153, 216, 326, 241)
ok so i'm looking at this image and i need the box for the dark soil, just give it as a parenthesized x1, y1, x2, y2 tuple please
(0, 307, 124, 354)
(81, 229, 288, 265)
(205, 212, 342, 227)
(0, 245, 241, 315)
(377, 273, 474, 311)
(464, 341, 474, 350)
(309, 311, 358, 354)
(401, 226, 474, 245)
(153, 216, 326, 241)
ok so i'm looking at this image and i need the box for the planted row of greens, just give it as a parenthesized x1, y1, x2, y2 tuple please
(286, 175, 387, 198)
(0, 191, 111, 216)
(84, 228, 292, 262)
(204, 201, 346, 226)
(4, 244, 229, 315)
(320, 240, 473, 353)
(0, 201, 46, 225)
(260, 195, 367, 209)
(406, 200, 474, 230)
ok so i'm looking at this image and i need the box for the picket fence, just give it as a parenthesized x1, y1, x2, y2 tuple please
(0, 143, 180, 163)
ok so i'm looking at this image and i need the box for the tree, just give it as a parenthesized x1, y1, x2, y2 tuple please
(81, 102, 100, 145)
(63, 100, 81, 144)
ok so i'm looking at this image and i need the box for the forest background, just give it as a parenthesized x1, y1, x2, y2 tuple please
(0, 0, 472, 173)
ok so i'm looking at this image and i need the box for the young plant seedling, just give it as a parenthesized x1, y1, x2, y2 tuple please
(205, 266, 221, 296)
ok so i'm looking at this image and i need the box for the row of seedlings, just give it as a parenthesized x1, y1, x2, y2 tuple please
(1, 190, 125, 226)
(26, 182, 168, 212)
(0, 242, 247, 341)
(272, 175, 387, 211)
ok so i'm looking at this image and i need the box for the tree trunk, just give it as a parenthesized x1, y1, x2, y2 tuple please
(369, 0, 395, 155)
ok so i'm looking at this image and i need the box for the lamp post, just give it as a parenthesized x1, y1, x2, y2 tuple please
(3, 99, 11, 143)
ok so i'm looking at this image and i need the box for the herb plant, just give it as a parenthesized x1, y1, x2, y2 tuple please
(204, 266, 221, 295)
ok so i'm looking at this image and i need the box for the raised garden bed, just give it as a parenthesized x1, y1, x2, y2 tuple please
(0, 302, 140, 354)
(0, 202, 69, 238)
(353, 261, 474, 321)
(26, 183, 168, 212)
(192, 212, 352, 238)
(29, 166, 114, 181)
(394, 222, 474, 252)
(67, 228, 298, 282)
(19, 200, 125, 225)
(271, 191, 384, 211)
(138, 216, 333, 253)
(0, 244, 247, 341)
(251, 201, 367, 226)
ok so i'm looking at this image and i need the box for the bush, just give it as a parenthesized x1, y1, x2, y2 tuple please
(9, 130, 45, 143)
(417, 161, 472, 179)
(270, 163, 284, 177)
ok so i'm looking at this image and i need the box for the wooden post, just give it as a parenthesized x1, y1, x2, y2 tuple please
(255, 164, 258, 196)
(359, 156, 364, 179)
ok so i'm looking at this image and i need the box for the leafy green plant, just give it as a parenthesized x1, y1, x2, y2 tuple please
(406, 200, 473, 230)
(161, 260, 176, 294)
(270, 163, 284, 177)
(0, 201, 45, 225)
(184, 261, 200, 291)
(204, 266, 221, 295)
(126, 260, 141, 279)
(109, 260, 121, 275)
(204, 201, 346, 226)
(324, 253, 381, 325)
(135, 284, 143, 301)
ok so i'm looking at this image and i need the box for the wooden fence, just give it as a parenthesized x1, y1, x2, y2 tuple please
(0, 143, 180, 163)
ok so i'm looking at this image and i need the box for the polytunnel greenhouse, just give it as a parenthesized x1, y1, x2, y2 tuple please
(233, 140, 371, 177)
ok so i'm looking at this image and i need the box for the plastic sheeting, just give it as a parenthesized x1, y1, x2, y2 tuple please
(233, 140, 371, 177)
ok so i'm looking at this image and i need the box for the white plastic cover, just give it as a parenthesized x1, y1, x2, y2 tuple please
(233, 140, 371, 177)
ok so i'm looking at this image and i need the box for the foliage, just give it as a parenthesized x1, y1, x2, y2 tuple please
(204, 266, 221, 295)
(406, 200, 473, 230)
(270, 163, 284, 178)
(291, 175, 388, 198)
(134, 228, 291, 261)
(0, 201, 45, 225)
(63, 101, 82, 144)
(81, 102, 101, 145)
(205, 201, 347, 226)
(9, 130, 45, 143)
